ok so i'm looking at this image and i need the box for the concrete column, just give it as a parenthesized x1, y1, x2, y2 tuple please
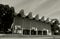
(42, 30, 43, 36)
(22, 28, 23, 35)
(35, 28, 38, 35)
(36, 30, 38, 35)
(30, 29, 31, 35)
(47, 30, 48, 35)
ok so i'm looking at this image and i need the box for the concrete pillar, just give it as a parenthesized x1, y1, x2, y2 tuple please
(30, 29, 31, 35)
(42, 30, 43, 36)
(22, 28, 23, 35)
(47, 30, 48, 35)
(35, 28, 38, 35)
(36, 30, 38, 35)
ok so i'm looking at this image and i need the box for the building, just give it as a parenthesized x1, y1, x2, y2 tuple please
(12, 10, 52, 35)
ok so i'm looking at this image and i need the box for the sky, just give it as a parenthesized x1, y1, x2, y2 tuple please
(0, 0, 60, 21)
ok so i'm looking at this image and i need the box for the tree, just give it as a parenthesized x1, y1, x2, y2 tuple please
(51, 19, 60, 35)
(0, 4, 15, 33)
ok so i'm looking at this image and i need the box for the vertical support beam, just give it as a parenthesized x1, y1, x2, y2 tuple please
(47, 30, 48, 35)
(42, 30, 43, 36)
(30, 17, 31, 36)
(22, 28, 23, 35)
(30, 29, 31, 35)
(36, 30, 38, 35)
(36, 28, 38, 35)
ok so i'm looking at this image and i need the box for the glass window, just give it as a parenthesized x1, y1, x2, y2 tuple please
(43, 30, 47, 35)
(31, 29, 36, 35)
(23, 29, 30, 35)
(38, 30, 42, 35)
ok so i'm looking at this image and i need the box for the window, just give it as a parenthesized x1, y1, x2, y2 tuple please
(38, 30, 42, 35)
(31, 29, 36, 35)
(23, 29, 30, 35)
(43, 30, 47, 35)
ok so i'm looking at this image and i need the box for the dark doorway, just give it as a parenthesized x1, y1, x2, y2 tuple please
(43, 30, 47, 35)
(23, 29, 30, 35)
(38, 30, 42, 35)
(31, 29, 36, 35)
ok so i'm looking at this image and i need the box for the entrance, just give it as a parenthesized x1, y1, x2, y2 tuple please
(38, 30, 42, 35)
(31, 29, 36, 35)
(23, 29, 30, 35)
(43, 30, 47, 35)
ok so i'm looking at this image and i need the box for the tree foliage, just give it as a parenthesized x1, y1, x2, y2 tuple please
(0, 4, 15, 33)
(51, 19, 60, 35)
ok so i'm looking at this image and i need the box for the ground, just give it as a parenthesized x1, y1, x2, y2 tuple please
(0, 34, 60, 39)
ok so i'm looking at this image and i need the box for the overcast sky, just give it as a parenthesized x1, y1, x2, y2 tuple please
(0, 0, 60, 21)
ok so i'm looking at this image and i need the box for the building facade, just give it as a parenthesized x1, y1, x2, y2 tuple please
(12, 11, 52, 35)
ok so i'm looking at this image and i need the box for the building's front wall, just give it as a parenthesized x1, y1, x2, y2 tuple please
(14, 16, 51, 30)
(13, 16, 52, 35)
